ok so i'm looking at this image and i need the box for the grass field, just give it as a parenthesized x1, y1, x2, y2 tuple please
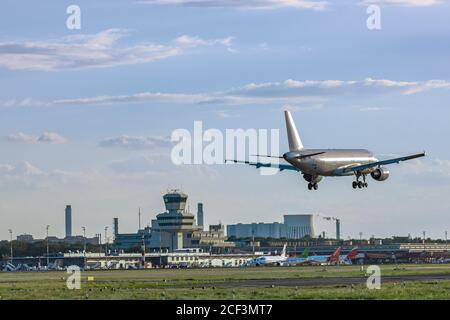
(1, 264, 449, 300)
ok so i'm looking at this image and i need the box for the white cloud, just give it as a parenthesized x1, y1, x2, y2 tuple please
(54, 92, 208, 106)
(5, 78, 450, 108)
(282, 103, 323, 112)
(0, 29, 179, 71)
(357, 106, 386, 112)
(98, 135, 172, 149)
(0, 29, 234, 72)
(215, 109, 241, 118)
(0, 164, 15, 174)
(37, 132, 68, 144)
(174, 35, 236, 52)
(139, 0, 328, 10)
(0, 98, 48, 107)
(362, 0, 442, 7)
(17, 161, 45, 176)
(403, 80, 450, 95)
(0, 161, 45, 177)
(4, 132, 67, 144)
(4, 132, 37, 144)
(400, 158, 450, 177)
(109, 155, 170, 174)
(54, 90, 322, 106)
(0, 161, 106, 190)
(227, 78, 449, 98)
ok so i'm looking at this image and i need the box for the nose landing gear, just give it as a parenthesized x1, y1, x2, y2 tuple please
(352, 173, 368, 189)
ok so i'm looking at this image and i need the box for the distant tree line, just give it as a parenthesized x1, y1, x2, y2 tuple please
(227, 235, 448, 246)
(0, 240, 102, 260)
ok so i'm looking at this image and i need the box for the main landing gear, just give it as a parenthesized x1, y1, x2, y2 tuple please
(304, 174, 322, 191)
(352, 173, 368, 189)
(308, 182, 319, 190)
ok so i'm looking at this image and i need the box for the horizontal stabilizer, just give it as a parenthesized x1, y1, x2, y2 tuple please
(250, 154, 284, 159)
(225, 159, 299, 172)
(293, 151, 325, 160)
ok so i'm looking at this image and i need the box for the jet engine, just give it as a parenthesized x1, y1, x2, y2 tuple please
(303, 174, 323, 183)
(371, 167, 390, 181)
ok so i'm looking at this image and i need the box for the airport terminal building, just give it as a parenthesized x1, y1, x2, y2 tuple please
(227, 214, 315, 239)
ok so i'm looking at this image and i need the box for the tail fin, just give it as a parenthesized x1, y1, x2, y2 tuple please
(284, 111, 304, 151)
(346, 248, 358, 260)
(281, 244, 287, 257)
(301, 247, 310, 258)
(328, 247, 341, 264)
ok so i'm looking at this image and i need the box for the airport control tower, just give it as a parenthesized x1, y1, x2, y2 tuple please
(149, 190, 201, 251)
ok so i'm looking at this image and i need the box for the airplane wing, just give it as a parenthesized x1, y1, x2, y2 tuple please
(225, 159, 299, 172)
(342, 152, 425, 173)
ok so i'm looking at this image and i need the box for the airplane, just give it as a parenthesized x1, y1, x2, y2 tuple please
(251, 244, 288, 266)
(339, 248, 359, 265)
(287, 247, 358, 266)
(302, 247, 342, 266)
(286, 247, 310, 265)
(227, 110, 426, 190)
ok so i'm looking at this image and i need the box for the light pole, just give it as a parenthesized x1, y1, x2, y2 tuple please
(82, 226, 86, 252)
(82, 226, 86, 268)
(8, 229, 13, 264)
(46, 225, 50, 268)
(359, 232, 363, 242)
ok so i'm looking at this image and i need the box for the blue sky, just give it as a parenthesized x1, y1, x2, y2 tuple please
(1, 0, 450, 241)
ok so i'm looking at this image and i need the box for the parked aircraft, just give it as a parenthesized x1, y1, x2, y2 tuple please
(251, 244, 288, 266)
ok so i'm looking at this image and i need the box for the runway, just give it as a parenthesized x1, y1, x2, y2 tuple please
(179, 274, 450, 288)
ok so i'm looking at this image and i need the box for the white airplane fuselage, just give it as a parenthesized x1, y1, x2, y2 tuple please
(283, 149, 378, 177)
(253, 255, 288, 266)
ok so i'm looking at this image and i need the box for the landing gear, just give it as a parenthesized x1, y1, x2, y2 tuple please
(304, 174, 322, 191)
(353, 173, 368, 189)
(308, 182, 319, 190)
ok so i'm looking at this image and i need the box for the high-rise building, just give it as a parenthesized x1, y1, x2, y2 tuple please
(197, 203, 204, 229)
(283, 214, 315, 239)
(65, 205, 72, 238)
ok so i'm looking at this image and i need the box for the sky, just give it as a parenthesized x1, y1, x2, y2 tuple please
(1, 0, 450, 241)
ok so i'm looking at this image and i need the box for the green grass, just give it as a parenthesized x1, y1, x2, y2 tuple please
(0, 264, 449, 300)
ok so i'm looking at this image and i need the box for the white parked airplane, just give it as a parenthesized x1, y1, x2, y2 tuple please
(251, 244, 288, 266)
(228, 110, 425, 190)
